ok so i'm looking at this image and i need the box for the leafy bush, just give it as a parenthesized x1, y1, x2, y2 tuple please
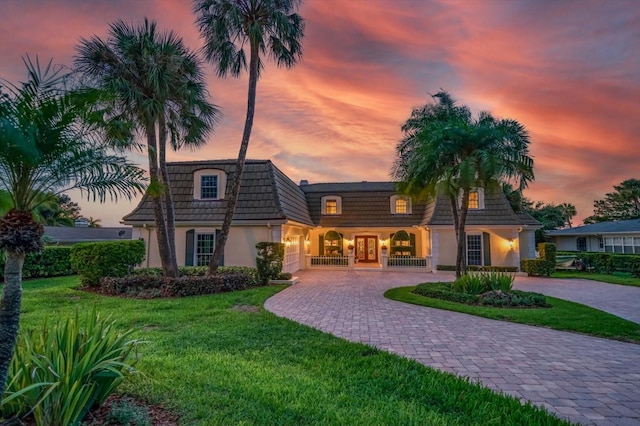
(1, 309, 139, 426)
(436, 265, 518, 272)
(255, 242, 284, 285)
(0, 246, 75, 281)
(71, 240, 145, 286)
(557, 251, 640, 275)
(100, 270, 255, 298)
(521, 243, 556, 276)
(131, 266, 259, 286)
(451, 272, 515, 295)
(276, 272, 293, 280)
(413, 283, 548, 308)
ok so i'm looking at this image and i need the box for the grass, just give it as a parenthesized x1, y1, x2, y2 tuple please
(386, 284, 640, 343)
(10, 276, 570, 425)
(551, 270, 640, 287)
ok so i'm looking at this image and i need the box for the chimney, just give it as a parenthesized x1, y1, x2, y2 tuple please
(300, 179, 309, 186)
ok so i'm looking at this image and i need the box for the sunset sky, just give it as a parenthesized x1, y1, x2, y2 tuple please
(1, 0, 638, 226)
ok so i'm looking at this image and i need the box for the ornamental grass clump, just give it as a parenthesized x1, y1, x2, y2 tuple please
(1, 309, 140, 426)
(452, 272, 515, 295)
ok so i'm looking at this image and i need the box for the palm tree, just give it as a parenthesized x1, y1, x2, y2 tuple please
(87, 216, 102, 228)
(0, 56, 146, 397)
(75, 19, 220, 278)
(559, 203, 577, 228)
(194, 0, 304, 274)
(393, 91, 534, 277)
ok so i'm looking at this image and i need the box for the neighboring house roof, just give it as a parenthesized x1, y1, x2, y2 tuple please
(421, 191, 540, 227)
(547, 219, 640, 236)
(44, 226, 132, 244)
(301, 181, 428, 227)
(123, 160, 314, 226)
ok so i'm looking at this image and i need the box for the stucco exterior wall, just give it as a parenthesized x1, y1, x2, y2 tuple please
(135, 225, 273, 268)
(552, 235, 603, 252)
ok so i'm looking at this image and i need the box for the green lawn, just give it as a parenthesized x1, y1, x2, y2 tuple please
(10, 276, 570, 425)
(551, 270, 640, 287)
(385, 285, 640, 343)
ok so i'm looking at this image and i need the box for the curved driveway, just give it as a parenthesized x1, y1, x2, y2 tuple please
(265, 270, 640, 426)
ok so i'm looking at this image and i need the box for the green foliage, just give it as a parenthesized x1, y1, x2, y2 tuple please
(452, 272, 515, 295)
(70, 240, 145, 286)
(437, 265, 518, 272)
(583, 178, 640, 223)
(413, 283, 548, 308)
(100, 270, 256, 298)
(557, 251, 640, 275)
(255, 242, 285, 285)
(131, 265, 259, 285)
(277, 272, 293, 280)
(107, 398, 151, 426)
(521, 243, 556, 276)
(1, 309, 139, 425)
(0, 246, 75, 280)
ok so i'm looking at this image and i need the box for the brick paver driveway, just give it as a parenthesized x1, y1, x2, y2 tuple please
(265, 270, 640, 426)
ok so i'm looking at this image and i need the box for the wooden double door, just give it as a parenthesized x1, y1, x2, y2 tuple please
(355, 236, 378, 263)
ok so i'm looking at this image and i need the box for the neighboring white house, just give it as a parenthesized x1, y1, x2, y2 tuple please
(123, 159, 541, 273)
(547, 219, 640, 253)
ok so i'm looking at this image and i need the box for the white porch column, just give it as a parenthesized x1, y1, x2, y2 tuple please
(431, 230, 440, 271)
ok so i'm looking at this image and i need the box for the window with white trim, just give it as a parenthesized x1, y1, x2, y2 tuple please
(468, 192, 479, 209)
(466, 234, 483, 266)
(194, 169, 226, 200)
(604, 236, 640, 254)
(460, 188, 485, 210)
(390, 195, 412, 214)
(576, 237, 587, 252)
(196, 233, 215, 266)
(321, 196, 342, 215)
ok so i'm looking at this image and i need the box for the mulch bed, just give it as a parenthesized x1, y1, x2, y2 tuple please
(3, 394, 179, 426)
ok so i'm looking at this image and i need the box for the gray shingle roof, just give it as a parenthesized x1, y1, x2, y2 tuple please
(547, 219, 640, 236)
(421, 191, 541, 227)
(123, 160, 313, 225)
(301, 182, 429, 227)
(44, 226, 132, 244)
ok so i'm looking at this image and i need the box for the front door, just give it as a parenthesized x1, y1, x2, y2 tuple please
(355, 236, 378, 263)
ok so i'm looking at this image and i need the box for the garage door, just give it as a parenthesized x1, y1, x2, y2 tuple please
(283, 236, 300, 273)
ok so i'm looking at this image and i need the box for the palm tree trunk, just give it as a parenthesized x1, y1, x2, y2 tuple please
(208, 40, 260, 274)
(147, 123, 176, 278)
(158, 114, 178, 276)
(0, 251, 25, 398)
(455, 189, 470, 278)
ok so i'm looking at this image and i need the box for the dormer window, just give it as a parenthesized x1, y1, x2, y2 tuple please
(321, 196, 342, 215)
(468, 191, 479, 209)
(390, 195, 412, 214)
(461, 188, 484, 210)
(201, 175, 218, 199)
(194, 169, 226, 200)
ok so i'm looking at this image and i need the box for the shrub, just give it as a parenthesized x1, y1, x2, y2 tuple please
(451, 272, 515, 295)
(521, 243, 556, 276)
(0, 246, 75, 281)
(413, 283, 549, 308)
(1, 309, 139, 426)
(107, 398, 151, 426)
(71, 240, 145, 286)
(131, 266, 259, 286)
(436, 265, 518, 272)
(276, 272, 293, 280)
(255, 242, 284, 285)
(557, 251, 640, 275)
(100, 270, 255, 298)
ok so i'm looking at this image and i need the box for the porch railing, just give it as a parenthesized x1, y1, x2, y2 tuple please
(308, 255, 349, 267)
(385, 256, 432, 270)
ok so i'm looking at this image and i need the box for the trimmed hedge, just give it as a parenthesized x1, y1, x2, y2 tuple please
(521, 243, 556, 276)
(557, 251, 640, 275)
(132, 266, 259, 286)
(71, 240, 145, 286)
(413, 283, 549, 308)
(436, 265, 519, 272)
(100, 270, 255, 298)
(1, 246, 75, 280)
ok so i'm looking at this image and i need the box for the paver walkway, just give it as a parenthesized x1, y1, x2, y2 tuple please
(265, 270, 640, 426)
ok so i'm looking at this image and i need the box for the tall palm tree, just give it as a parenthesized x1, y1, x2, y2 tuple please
(75, 19, 220, 278)
(194, 0, 304, 274)
(393, 91, 534, 277)
(559, 203, 577, 228)
(0, 56, 146, 397)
